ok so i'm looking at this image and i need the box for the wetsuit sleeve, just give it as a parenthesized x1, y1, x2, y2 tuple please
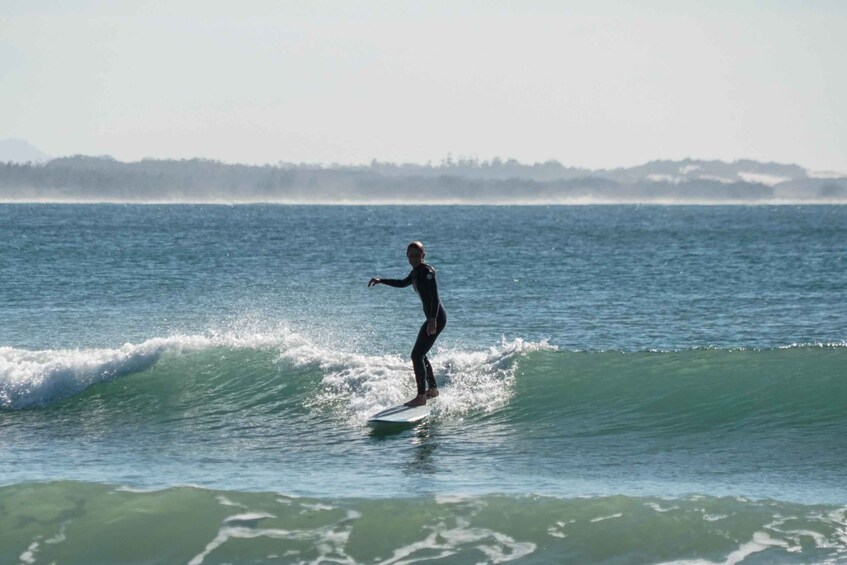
(416, 267, 441, 319)
(379, 272, 413, 288)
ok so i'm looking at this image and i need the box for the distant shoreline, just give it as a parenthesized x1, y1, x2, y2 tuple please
(2, 156, 845, 204)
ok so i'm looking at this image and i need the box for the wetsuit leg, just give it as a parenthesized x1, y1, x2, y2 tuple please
(411, 308, 447, 395)
(423, 357, 436, 389)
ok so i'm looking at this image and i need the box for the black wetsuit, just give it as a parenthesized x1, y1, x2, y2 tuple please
(380, 263, 447, 395)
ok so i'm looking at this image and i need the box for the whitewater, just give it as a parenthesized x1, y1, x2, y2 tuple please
(1, 204, 845, 564)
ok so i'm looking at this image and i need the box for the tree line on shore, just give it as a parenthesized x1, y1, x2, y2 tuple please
(1, 155, 844, 203)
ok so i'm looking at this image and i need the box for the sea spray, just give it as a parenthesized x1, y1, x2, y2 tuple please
(307, 337, 557, 425)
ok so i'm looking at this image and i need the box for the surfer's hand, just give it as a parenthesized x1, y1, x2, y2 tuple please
(368, 278, 380, 287)
(427, 318, 437, 335)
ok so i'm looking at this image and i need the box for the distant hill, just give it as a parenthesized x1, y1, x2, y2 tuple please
(0, 139, 51, 163)
(0, 154, 845, 203)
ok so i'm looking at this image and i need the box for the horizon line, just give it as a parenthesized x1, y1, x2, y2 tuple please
(1, 198, 845, 206)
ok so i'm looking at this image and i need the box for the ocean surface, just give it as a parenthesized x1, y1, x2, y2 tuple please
(1, 204, 845, 564)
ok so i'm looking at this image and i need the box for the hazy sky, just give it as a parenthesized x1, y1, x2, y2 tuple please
(2, 0, 845, 171)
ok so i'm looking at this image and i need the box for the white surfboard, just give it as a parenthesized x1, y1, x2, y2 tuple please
(368, 403, 431, 424)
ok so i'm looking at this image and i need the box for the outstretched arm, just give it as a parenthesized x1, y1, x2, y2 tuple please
(368, 272, 412, 288)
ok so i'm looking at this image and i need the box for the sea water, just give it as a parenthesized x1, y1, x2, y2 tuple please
(1, 204, 845, 564)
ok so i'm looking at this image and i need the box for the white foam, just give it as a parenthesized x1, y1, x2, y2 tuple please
(215, 496, 245, 508)
(656, 531, 789, 565)
(377, 498, 536, 564)
(702, 514, 729, 522)
(590, 513, 623, 523)
(547, 519, 575, 538)
(0, 340, 171, 409)
(646, 502, 679, 513)
(1, 326, 554, 419)
(305, 337, 556, 425)
(188, 506, 359, 565)
(0, 329, 300, 409)
(19, 541, 39, 564)
(223, 512, 276, 525)
(299, 502, 337, 512)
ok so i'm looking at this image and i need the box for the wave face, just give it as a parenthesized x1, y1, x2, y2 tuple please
(510, 345, 847, 440)
(2, 333, 845, 503)
(3, 333, 844, 436)
(0, 330, 543, 415)
(1, 482, 846, 565)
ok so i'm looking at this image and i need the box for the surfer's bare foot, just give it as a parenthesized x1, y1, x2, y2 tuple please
(425, 388, 439, 399)
(404, 395, 427, 407)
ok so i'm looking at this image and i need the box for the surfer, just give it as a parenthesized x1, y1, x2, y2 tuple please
(368, 241, 447, 407)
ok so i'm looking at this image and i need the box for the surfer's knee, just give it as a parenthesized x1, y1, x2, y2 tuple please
(411, 340, 424, 358)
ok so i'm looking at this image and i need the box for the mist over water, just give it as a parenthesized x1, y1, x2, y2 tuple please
(2, 156, 846, 203)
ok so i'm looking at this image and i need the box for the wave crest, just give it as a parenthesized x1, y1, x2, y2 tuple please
(0, 330, 554, 413)
(0, 331, 295, 409)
